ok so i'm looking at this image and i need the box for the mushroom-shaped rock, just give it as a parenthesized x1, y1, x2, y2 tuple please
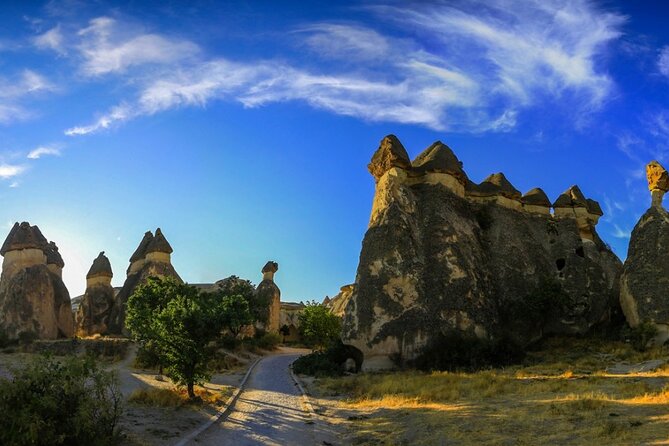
(146, 228, 173, 254)
(553, 185, 588, 208)
(129, 231, 154, 263)
(476, 173, 522, 200)
(411, 141, 467, 183)
(647, 161, 669, 207)
(0, 222, 47, 255)
(256, 261, 281, 332)
(43, 241, 64, 268)
(368, 134, 412, 181)
(521, 188, 551, 207)
(87, 251, 113, 279)
(261, 260, 278, 280)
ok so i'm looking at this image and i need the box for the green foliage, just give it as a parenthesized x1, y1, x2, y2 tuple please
(18, 330, 38, 346)
(249, 331, 281, 350)
(298, 301, 342, 351)
(126, 277, 224, 398)
(412, 331, 525, 372)
(292, 341, 363, 377)
(0, 355, 123, 446)
(0, 328, 10, 348)
(217, 275, 267, 323)
(624, 322, 659, 352)
(217, 293, 253, 336)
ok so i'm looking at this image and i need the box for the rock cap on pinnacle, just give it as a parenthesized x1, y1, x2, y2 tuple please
(476, 173, 522, 200)
(146, 228, 173, 254)
(262, 261, 279, 274)
(553, 185, 588, 208)
(44, 241, 65, 268)
(646, 160, 669, 192)
(586, 198, 604, 216)
(411, 141, 467, 183)
(87, 251, 113, 279)
(368, 135, 412, 180)
(521, 188, 551, 207)
(129, 231, 154, 262)
(0, 222, 48, 256)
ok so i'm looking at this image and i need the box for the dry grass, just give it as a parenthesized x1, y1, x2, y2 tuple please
(128, 385, 232, 407)
(314, 337, 669, 445)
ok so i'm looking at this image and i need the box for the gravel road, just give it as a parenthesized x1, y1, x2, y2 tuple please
(192, 353, 316, 446)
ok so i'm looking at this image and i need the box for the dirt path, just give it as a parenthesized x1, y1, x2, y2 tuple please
(191, 353, 319, 446)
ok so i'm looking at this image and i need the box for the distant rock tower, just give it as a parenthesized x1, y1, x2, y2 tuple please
(107, 228, 181, 335)
(255, 261, 281, 333)
(76, 252, 115, 336)
(0, 222, 73, 339)
(621, 160, 669, 344)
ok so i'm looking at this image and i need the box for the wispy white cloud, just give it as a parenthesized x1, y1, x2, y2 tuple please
(27, 145, 61, 159)
(34, 25, 65, 54)
(78, 17, 199, 76)
(611, 224, 631, 239)
(8, 181, 19, 188)
(0, 164, 26, 179)
(0, 70, 54, 99)
(659, 46, 669, 77)
(66, 1, 624, 135)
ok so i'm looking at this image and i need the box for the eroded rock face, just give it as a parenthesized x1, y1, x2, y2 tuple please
(342, 136, 622, 368)
(620, 160, 669, 343)
(255, 261, 281, 333)
(326, 284, 355, 318)
(107, 229, 181, 335)
(0, 222, 73, 340)
(76, 252, 115, 336)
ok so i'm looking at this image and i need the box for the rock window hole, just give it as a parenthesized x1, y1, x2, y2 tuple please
(575, 247, 585, 258)
(556, 258, 566, 271)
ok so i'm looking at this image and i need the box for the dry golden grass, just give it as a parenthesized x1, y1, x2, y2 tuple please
(314, 337, 669, 445)
(128, 385, 232, 407)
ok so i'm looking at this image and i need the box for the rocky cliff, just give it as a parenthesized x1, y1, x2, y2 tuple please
(0, 222, 73, 339)
(620, 161, 669, 343)
(107, 228, 182, 335)
(342, 135, 622, 368)
(76, 251, 115, 336)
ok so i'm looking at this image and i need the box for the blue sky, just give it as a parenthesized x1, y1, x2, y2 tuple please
(0, 0, 668, 300)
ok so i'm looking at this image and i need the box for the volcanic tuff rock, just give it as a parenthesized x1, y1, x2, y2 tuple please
(325, 284, 355, 318)
(0, 222, 73, 339)
(76, 252, 115, 336)
(621, 160, 669, 343)
(107, 228, 181, 335)
(342, 135, 622, 368)
(255, 261, 281, 333)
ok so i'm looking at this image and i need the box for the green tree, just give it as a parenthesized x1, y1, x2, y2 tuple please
(298, 301, 342, 351)
(217, 293, 253, 337)
(126, 277, 224, 398)
(216, 275, 268, 324)
(0, 355, 123, 446)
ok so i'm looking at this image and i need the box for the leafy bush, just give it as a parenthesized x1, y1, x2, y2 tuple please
(0, 328, 10, 348)
(292, 341, 363, 377)
(18, 330, 38, 346)
(298, 301, 342, 351)
(134, 344, 162, 369)
(411, 331, 525, 372)
(624, 322, 659, 352)
(251, 332, 281, 350)
(0, 355, 123, 446)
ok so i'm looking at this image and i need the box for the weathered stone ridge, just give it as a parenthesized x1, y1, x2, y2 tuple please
(621, 160, 669, 343)
(0, 222, 73, 340)
(342, 135, 622, 368)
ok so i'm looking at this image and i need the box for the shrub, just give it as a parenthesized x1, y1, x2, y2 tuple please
(298, 301, 342, 351)
(134, 344, 162, 369)
(411, 331, 525, 372)
(18, 330, 38, 346)
(0, 355, 123, 446)
(292, 341, 363, 377)
(0, 329, 10, 348)
(624, 322, 659, 352)
(252, 332, 281, 350)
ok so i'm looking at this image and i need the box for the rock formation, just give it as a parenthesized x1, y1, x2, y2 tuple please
(325, 284, 355, 318)
(620, 161, 669, 343)
(255, 261, 281, 333)
(342, 135, 622, 368)
(0, 222, 73, 339)
(76, 252, 115, 336)
(107, 228, 182, 335)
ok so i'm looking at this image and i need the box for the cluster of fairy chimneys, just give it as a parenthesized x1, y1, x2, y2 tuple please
(370, 135, 604, 228)
(0, 222, 65, 279)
